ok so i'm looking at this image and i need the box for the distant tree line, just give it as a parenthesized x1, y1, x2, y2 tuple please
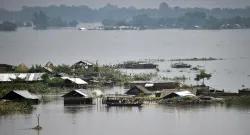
(1, 2, 250, 23)
(102, 12, 250, 29)
(33, 11, 78, 29)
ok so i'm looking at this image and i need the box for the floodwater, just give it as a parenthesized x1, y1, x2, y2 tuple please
(1, 94, 250, 135)
(1, 28, 250, 135)
(0, 27, 249, 91)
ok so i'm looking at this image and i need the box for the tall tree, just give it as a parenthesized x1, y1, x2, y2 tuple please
(194, 70, 212, 86)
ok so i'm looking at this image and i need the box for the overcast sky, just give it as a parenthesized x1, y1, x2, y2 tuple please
(1, 0, 250, 10)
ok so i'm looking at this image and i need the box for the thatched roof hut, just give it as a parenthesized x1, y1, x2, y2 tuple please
(15, 63, 29, 73)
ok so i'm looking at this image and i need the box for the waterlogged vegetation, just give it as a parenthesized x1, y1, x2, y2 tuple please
(169, 57, 224, 61)
(225, 96, 250, 107)
(139, 58, 166, 63)
(0, 83, 71, 97)
(0, 101, 33, 115)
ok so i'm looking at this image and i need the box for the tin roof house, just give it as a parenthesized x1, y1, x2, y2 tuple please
(125, 85, 152, 96)
(61, 77, 88, 88)
(0, 64, 17, 73)
(162, 90, 196, 99)
(0, 90, 39, 104)
(72, 61, 94, 69)
(62, 89, 94, 105)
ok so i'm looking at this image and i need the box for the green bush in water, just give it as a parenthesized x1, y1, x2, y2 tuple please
(0, 101, 33, 115)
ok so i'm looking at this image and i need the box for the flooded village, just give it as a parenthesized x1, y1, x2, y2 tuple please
(1, 1, 250, 135)
(1, 59, 249, 112)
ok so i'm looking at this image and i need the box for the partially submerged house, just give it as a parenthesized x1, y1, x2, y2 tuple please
(125, 85, 152, 96)
(62, 89, 94, 104)
(72, 60, 94, 69)
(162, 90, 196, 99)
(0, 64, 17, 73)
(61, 77, 88, 88)
(239, 88, 250, 96)
(0, 90, 39, 103)
(128, 81, 180, 91)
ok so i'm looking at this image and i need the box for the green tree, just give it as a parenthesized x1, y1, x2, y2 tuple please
(29, 64, 45, 73)
(33, 11, 49, 29)
(54, 64, 72, 75)
(194, 70, 212, 86)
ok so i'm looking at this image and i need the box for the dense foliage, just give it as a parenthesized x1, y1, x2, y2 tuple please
(32, 11, 78, 29)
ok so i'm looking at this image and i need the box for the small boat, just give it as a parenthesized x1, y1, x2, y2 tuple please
(103, 94, 143, 107)
(171, 62, 192, 68)
(78, 27, 86, 30)
(117, 62, 158, 69)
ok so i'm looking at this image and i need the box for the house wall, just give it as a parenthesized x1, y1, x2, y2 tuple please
(64, 97, 93, 104)
(0, 67, 16, 73)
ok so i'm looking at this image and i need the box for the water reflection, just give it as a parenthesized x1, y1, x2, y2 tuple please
(63, 105, 94, 114)
(105, 106, 143, 113)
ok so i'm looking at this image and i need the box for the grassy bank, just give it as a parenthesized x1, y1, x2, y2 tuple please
(0, 101, 33, 115)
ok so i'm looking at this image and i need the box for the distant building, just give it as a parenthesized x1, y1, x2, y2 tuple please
(0, 90, 39, 104)
(62, 89, 94, 104)
(238, 88, 250, 96)
(72, 61, 94, 69)
(44, 61, 55, 73)
(0, 64, 17, 73)
(125, 85, 151, 96)
(128, 81, 180, 91)
(160, 89, 197, 99)
(61, 77, 88, 88)
(163, 91, 195, 99)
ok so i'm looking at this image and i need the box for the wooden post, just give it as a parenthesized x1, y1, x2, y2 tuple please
(36, 114, 40, 127)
